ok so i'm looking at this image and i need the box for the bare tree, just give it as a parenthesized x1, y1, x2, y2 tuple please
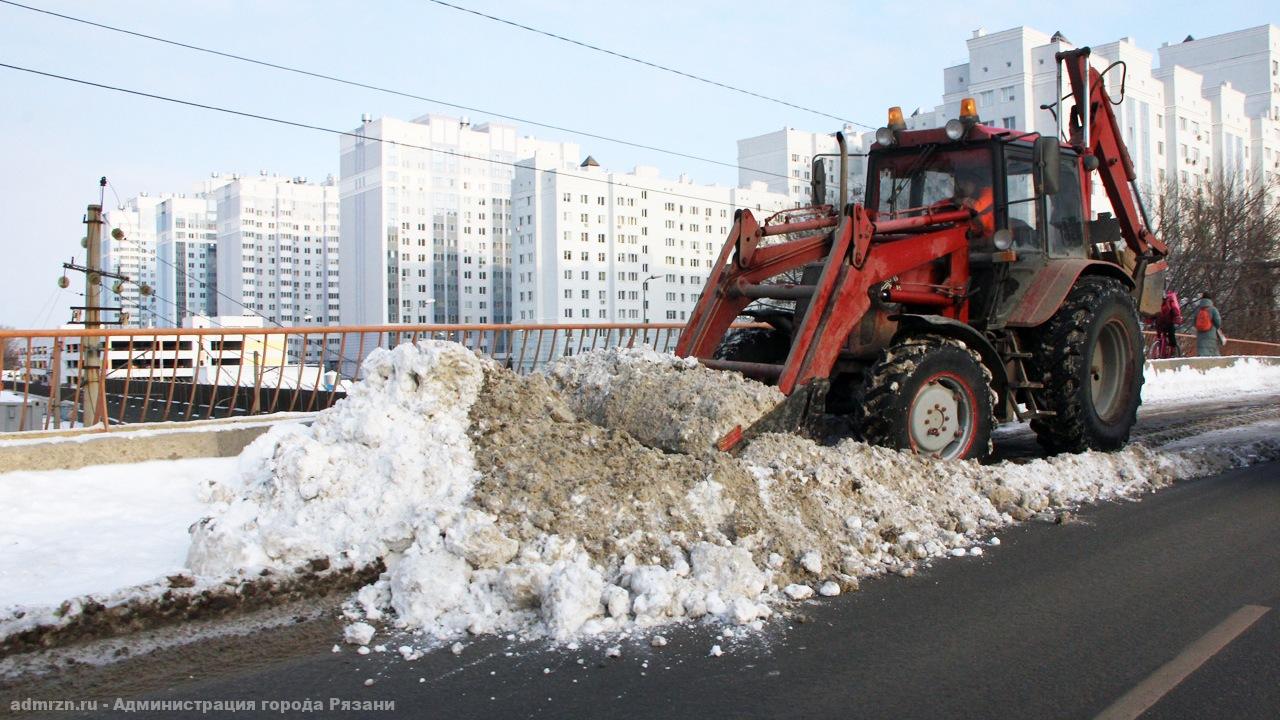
(1, 330, 21, 381)
(1153, 174, 1280, 341)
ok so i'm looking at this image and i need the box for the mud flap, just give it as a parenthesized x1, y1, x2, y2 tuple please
(715, 378, 830, 453)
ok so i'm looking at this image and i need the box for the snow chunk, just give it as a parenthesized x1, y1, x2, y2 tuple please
(800, 550, 823, 575)
(540, 556, 606, 640)
(343, 622, 375, 646)
(818, 581, 841, 597)
(784, 584, 814, 601)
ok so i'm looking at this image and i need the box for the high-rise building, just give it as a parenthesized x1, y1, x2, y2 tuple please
(338, 114, 577, 335)
(1156, 26, 1280, 184)
(155, 184, 222, 327)
(102, 195, 159, 327)
(737, 126, 869, 207)
(510, 150, 789, 325)
(213, 173, 341, 328)
(906, 24, 1280, 193)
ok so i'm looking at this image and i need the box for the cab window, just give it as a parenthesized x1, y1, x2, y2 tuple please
(1002, 148, 1040, 250)
(869, 146, 992, 218)
(1047, 157, 1086, 257)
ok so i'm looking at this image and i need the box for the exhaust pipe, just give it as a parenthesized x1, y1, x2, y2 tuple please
(836, 131, 848, 212)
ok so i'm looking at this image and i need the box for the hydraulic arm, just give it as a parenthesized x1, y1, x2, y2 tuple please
(1056, 47, 1168, 268)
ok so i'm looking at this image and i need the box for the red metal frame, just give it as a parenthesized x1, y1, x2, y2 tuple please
(677, 205, 973, 395)
(1059, 48, 1168, 261)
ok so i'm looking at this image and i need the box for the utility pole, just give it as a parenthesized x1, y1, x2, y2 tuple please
(61, 178, 129, 428)
(83, 201, 104, 428)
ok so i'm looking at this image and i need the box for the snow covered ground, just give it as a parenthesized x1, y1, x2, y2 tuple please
(1, 348, 1278, 653)
(0, 458, 235, 608)
(1142, 358, 1280, 404)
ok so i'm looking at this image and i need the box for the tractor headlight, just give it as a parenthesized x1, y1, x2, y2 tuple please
(993, 229, 1014, 251)
(944, 118, 966, 141)
(875, 127, 896, 146)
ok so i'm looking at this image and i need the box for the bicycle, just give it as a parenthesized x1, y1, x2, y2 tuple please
(1147, 330, 1178, 359)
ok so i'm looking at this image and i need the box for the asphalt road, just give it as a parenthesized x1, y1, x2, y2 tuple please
(8, 459, 1275, 720)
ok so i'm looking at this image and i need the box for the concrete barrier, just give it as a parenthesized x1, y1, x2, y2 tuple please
(0, 412, 314, 473)
(1146, 355, 1280, 373)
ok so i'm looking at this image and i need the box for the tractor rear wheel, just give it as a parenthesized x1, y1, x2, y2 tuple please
(858, 334, 994, 461)
(712, 326, 790, 365)
(1028, 276, 1143, 453)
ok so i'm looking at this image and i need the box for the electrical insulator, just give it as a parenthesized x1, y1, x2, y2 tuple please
(119, 311, 130, 324)
(81, 236, 88, 248)
(57, 276, 70, 289)
(112, 280, 124, 294)
(111, 228, 125, 241)
(88, 272, 100, 286)
(139, 283, 153, 296)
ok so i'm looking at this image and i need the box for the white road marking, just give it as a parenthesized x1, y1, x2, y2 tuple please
(1094, 604, 1271, 720)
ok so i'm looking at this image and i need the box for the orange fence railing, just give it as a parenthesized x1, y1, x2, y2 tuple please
(0, 322, 733, 433)
(4, 323, 1274, 434)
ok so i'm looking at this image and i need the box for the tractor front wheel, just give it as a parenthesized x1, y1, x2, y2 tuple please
(1028, 276, 1143, 453)
(858, 334, 994, 461)
(712, 326, 790, 365)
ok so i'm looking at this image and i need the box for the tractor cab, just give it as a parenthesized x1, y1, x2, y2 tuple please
(864, 118, 1099, 330)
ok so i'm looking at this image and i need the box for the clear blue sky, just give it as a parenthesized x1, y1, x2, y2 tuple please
(0, 0, 1272, 327)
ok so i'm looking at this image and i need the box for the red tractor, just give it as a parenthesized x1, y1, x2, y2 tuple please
(677, 48, 1168, 460)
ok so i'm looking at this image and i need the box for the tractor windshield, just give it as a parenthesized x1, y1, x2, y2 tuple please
(869, 146, 993, 219)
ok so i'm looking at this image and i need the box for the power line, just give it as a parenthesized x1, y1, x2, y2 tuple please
(0, 61, 790, 211)
(421, 0, 875, 130)
(0, 0, 797, 182)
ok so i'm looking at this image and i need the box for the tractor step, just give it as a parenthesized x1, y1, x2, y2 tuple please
(1010, 381, 1044, 390)
(731, 283, 817, 301)
(1004, 351, 1034, 360)
(698, 358, 785, 380)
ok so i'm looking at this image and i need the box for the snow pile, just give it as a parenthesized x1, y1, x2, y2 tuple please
(1143, 358, 1280, 404)
(181, 342, 1280, 649)
(545, 346, 783, 455)
(186, 341, 487, 575)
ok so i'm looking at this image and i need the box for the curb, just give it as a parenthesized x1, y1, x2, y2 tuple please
(1146, 355, 1280, 373)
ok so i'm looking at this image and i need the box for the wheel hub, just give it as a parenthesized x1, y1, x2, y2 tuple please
(1091, 319, 1131, 422)
(910, 379, 968, 457)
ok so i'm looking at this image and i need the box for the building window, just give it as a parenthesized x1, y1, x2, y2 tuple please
(1001, 116, 1016, 129)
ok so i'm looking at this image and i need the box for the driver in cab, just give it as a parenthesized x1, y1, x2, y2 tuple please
(949, 168, 995, 237)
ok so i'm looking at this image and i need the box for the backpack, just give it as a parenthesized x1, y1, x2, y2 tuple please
(1194, 306, 1213, 332)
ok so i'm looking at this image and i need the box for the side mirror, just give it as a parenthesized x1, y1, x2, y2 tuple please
(810, 158, 827, 206)
(1034, 136, 1061, 196)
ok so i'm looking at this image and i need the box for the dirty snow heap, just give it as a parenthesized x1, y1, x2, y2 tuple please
(184, 341, 1280, 646)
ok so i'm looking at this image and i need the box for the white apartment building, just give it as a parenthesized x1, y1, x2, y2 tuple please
(1157, 25, 1280, 184)
(339, 114, 577, 334)
(155, 192, 219, 327)
(510, 151, 789, 326)
(737, 126, 870, 207)
(102, 195, 159, 327)
(908, 24, 1280, 195)
(213, 173, 341, 343)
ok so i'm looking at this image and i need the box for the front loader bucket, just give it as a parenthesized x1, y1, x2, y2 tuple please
(714, 379, 830, 453)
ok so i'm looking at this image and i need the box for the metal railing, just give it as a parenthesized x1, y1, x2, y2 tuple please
(0, 322, 722, 433)
(7, 323, 1273, 435)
